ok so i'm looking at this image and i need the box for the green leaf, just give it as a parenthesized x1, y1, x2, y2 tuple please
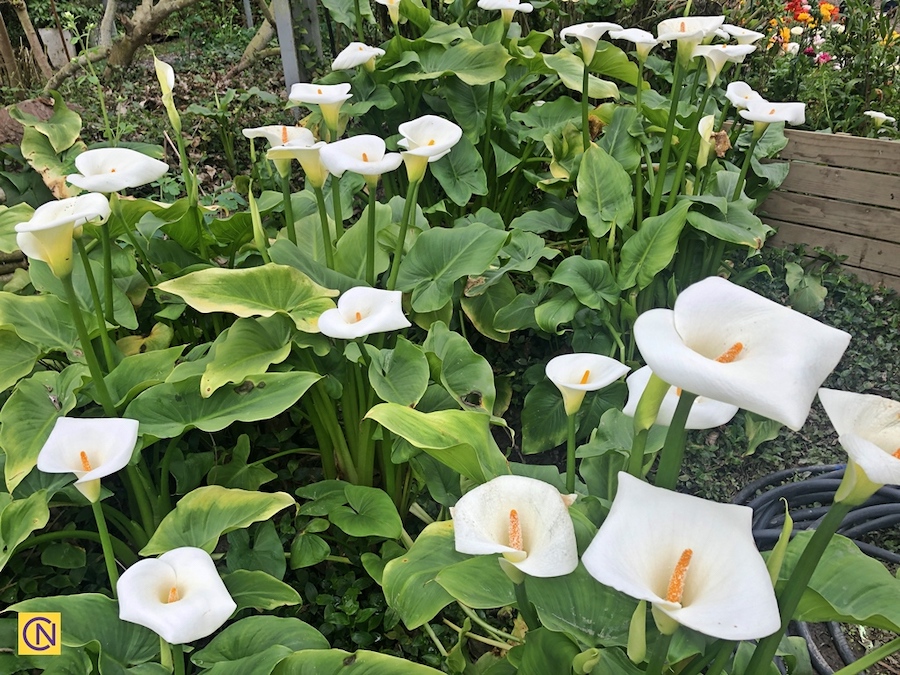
(330, 485, 403, 539)
(436, 556, 516, 608)
(512, 628, 580, 674)
(423, 321, 496, 414)
(333, 202, 392, 281)
(192, 616, 329, 675)
(550, 256, 620, 309)
(366, 336, 429, 407)
(0, 490, 50, 573)
(511, 97, 582, 143)
(41, 541, 86, 569)
(785, 262, 827, 315)
(468, 229, 558, 295)
(509, 207, 575, 234)
(1, 366, 88, 492)
(399, 40, 510, 86)
(744, 412, 782, 457)
(226, 521, 286, 579)
(599, 106, 641, 173)
(6, 593, 158, 673)
(0, 293, 78, 353)
(273, 649, 444, 674)
(201, 315, 294, 397)
(589, 41, 641, 86)
(617, 200, 691, 290)
(222, 569, 302, 612)
(208, 435, 278, 491)
(534, 287, 581, 334)
(431, 135, 488, 206)
(577, 145, 633, 239)
(140, 485, 294, 555)
(269, 238, 363, 294)
(396, 223, 508, 312)
(126, 372, 321, 439)
(0, 330, 40, 393)
(10, 91, 82, 154)
(19, 126, 83, 199)
(156, 264, 337, 331)
(686, 201, 773, 249)
(0, 202, 34, 252)
(290, 532, 331, 568)
(382, 521, 468, 629)
(460, 276, 517, 342)
(366, 403, 508, 483)
(104, 346, 185, 407)
(526, 564, 635, 647)
(544, 50, 619, 100)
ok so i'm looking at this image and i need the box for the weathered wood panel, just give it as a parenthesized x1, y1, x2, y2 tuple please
(774, 161, 900, 210)
(778, 129, 900, 175)
(759, 192, 900, 244)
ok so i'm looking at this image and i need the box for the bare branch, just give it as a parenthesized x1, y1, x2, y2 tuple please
(42, 46, 111, 94)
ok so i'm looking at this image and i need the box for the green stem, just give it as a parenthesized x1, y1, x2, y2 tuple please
(14, 529, 136, 566)
(654, 392, 697, 490)
(313, 186, 335, 268)
(627, 373, 670, 477)
(122, 226, 157, 286)
(280, 173, 297, 246)
(582, 59, 591, 150)
(643, 146, 656, 202)
(171, 642, 185, 675)
(423, 622, 448, 657)
(353, 0, 365, 42)
(125, 464, 157, 537)
(650, 61, 685, 217)
(457, 604, 523, 643)
(645, 632, 674, 675)
(312, 382, 359, 483)
(635, 65, 645, 231)
(744, 501, 854, 675)
(60, 273, 117, 416)
(665, 85, 713, 212)
(705, 641, 734, 675)
(365, 186, 377, 285)
(74, 238, 116, 372)
(732, 132, 762, 202)
(91, 500, 120, 595)
(514, 582, 539, 630)
(832, 636, 900, 675)
(158, 435, 182, 517)
(101, 197, 117, 323)
(331, 174, 344, 242)
(387, 179, 420, 290)
(102, 504, 148, 549)
(566, 414, 577, 493)
(175, 133, 207, 260)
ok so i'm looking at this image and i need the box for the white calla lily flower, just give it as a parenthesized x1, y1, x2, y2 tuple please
(332, 42, 385, 71)
(696, 114, 715, 170)
(153, 56, 181, 133)
(545, 353, 630, 416)
(36, 417, 140, 503)
(583, 472, 780, 640)
(15, 193, 111, 277)
(242, 125, 315, 148)
(692, 44, 756, 86)
(657, 16, 724, 65)
(632, 276, 850, 431)
(721, 23, 766, 44)
(375, 0, 400, 24)
(67, 148, 169, 194)
(318, 287, 411, 339)
(267, 139, 329, 186)
(451, 475, 578, 578)
(289, 83, 353, 132)
(739, 99, 806, 126)
(725, 81, 764, 109)
(818, 388, 900, 504)
(397, 115, 463, 182)
(864, 110, 896, 128)
(117, 547, 236, 644)
(478, 0, 533, 25)
(560, 22, 623, 65)
(623, 366, 738, 429)
(608, 28, 658, 61)
(319, 135, 402, 187)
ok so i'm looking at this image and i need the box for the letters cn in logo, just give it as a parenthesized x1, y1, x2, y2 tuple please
(18, 612, 61, 656)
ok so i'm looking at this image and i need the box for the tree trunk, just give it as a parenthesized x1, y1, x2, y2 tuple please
(106, 0, 203, 68)
(0, 12, 22, 88)
(99, 0, 118, 48)
(10, 0, 54, 80)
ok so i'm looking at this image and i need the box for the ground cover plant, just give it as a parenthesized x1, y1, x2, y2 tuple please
(0, 1, 899, 673)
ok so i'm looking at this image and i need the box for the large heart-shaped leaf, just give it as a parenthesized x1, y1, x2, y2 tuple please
(617, 200, 691, 290)
(222, 570, 302, 612)
(577, 144, 633, 239)
(0, 293, 79, 353)
(435, 555, 515, 609)
(550, 255, 620, 309)
(329, 485, 402, 539)
(544, 50, 619, 100)
(398, 40, 510, 86)
(431, 135, 488, 206)
(0, 490, 50, 573)
(104, 345, 185, 407)
(423, 321, 496, 414)
(274, 649, 444, 674)
(0, 330, 40, 394)
(366, 336, 429, 407)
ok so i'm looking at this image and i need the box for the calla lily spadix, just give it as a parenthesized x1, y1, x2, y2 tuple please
(583, 472, 780, 640)
(608, 28, 658, 61)
(289, 83, 353, 133)
(477, 0, 533, 26)
(725, 81, 764, 109)
(546, 353, 630, 416)
(117, 547, 236, 644)
(267, 139, 329, 186)
(452, 475, 578, 578)
(36, 417, 140, 503)
(319, 135, 402, 187)
(632, 276, 850, 431)
(15, 193, 111, 278)
(318, 287, 411, 339)
(623, 366, 738, 429)
(397, 115, 463, 183)
(818, 388, 900, 504)
(242, 124, 315, 148)
(332, 42, 385, 71)
(559, 22, 623, 65)
(692, 44, 756, 86)
(67, 148, 169, 194)
(721, 23, 766, 44)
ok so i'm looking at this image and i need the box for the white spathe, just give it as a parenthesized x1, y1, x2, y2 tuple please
(117, 547, 237, 644)
(623, 366, 738, 429)
(864, 110, 896, 127)
(560, 22, 623, 64)
(696, 113, 715, 170)
(721, 23, 766, 44)
(267, 140, 329, 188)
(319, 135, 403, 184)
(15, 193, 111, 277)
(242, 125, 315, 148)
(375, 0, 400, 23)
(582, 472, 780, 640)
(289, 83, 353, 131)
(478, 0, 533, 25)
(725, 81, 764, 109)
(545, 353, 630, 416)
(318, 287, 411, 339)
(397, 115, 463, 182)
(153, 56, 181, 133)
(818, 388, 900, 499)
(67, 148, 169, 194)
(692, 44, 756, 85)
(36, 417, 140, 503)
(332, 42, 386, 71)
(608, 28, 658, 61)
(632, 276, 850, 431)
(452, 474, 578, 578)
(739, 99, 806, 126)
(656, 15, 725, 42)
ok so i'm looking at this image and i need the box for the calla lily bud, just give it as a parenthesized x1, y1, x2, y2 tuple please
(153, 56, 181, 133)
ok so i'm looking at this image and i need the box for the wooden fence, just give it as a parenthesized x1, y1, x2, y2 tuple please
(759, 129, 900, 291)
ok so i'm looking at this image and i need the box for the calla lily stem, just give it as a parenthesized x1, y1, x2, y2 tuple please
(628, 373, 670, 477)
(366, 187, 377, 285)
(331, 174, 344, 242)
(833, 636, 900, 675)
(732, 132, 762, 202)
(171, 642, 185, 675)
(103, 195, 120, 323)
(581, 62, 591, 150)
(91, 500, 120, 595)
(279, 173, 298, 246)
(313, 187, 335, 268)
(514, 582, 539, 630)
(566, 414, 577, 493)
(649, 61, 685, 217)
(387, 179, 420, 290)
(645, 631, 674, 675)
(74, 238, 116, 372)
(654, 391, 697, 490)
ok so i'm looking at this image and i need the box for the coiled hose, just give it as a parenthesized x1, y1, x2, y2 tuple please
(731, 464, 900, 674)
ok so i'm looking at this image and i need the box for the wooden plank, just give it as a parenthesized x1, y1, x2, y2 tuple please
(758, 192, 900, 245)
(765, 219, 900, 277)
(778, 129, 900, 175)
(775, 162, 900, 210)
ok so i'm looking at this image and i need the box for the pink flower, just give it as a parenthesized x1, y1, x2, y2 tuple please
(816, 52, 833, 65)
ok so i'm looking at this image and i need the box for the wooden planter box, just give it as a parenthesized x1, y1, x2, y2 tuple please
(758, 129, 900, 291)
